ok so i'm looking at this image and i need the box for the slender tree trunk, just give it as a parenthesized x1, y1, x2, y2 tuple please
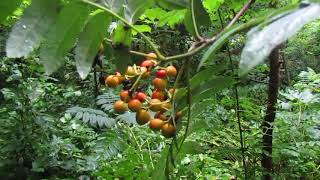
(261, 46, 281, 180)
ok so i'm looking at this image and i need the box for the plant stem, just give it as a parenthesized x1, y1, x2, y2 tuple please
(218, 8, 248, 179)
(191, 0, 202, 40)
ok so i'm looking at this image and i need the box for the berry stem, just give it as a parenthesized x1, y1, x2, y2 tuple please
(129, 73, 143, 92)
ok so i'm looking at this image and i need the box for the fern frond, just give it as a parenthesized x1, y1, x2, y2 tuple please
(94, 130, 126, 160)
(96, 90, 118, 113)
(66, 107, 116, 128)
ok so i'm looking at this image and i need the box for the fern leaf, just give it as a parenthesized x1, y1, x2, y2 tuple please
(66, 107, 116, 128)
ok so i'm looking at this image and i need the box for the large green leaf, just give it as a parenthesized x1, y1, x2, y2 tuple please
(112, 23, 132, 47)
(124, 0, 155, 24)
(112, 47, 132, 73)
(157, 0, 189, 10)
(40, 2, 90, 74)
(0, 0, 22, 23)
(177, 76, 235, 109)
(6, 0, 60, 58)
(75, 11, 111, 79)
(240, 4, 320, 76)
(184, 0, 211, 37)
(197, 17, 268, 71)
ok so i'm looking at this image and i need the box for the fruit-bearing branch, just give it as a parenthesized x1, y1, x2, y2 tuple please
(81, 0, 256, 61)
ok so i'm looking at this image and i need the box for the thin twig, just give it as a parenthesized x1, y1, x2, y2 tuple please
(225, 0, 256, 30)
(218, 8, 248, 179)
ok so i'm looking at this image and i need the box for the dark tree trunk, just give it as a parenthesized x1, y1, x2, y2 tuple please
(261, 46, 281, 180)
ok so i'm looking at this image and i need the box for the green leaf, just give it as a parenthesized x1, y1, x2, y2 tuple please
(179, 141, 205, 155)
(240, 4, 320, 76)
(0, 0, 22, 23)
(197, 17, 267, 71)
(157, 0, 189, 10)
(203, 0, 224, 12)
(132, 25, 151, 36)
(124, 0, 155, 24)
(151, 147, 169, 180)
(75, 11, 111, 79)
(40, 2, 90, 74)
(158, 10, 186, 28)
(184, 0, 211, 37)
(112, 47, 131, 73)
(6, 0, 60, 58)
(112, 23, 132, 47)
(192, 76, 235, 103)
(177, 76, 235, 109)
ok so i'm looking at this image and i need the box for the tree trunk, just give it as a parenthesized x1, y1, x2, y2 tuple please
(261, 46, 281, 180)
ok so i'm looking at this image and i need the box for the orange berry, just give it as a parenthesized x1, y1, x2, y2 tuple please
(120, 90, 131, 102)
(153, 78, 167, 90)
(141, 60, 154, 68)
(134, 92, 147, 102)
(114, 100, 127, 114)
(166, 66, 177, 77)
(115, 72, 125, 83)
(152, 90, 165, 101)
(161, 123, 176, 138)
(149, 118, 164, 131)
(136, 109, 151, 125)
(105, 75, 119, 87)
(128, 99, 142, 112)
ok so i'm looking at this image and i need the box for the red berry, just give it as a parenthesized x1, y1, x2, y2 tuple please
(152, 90, 165, 101)
(141, 60, 154, 68)
(156, 69, 167, 78)
(134, 92, 147, 102)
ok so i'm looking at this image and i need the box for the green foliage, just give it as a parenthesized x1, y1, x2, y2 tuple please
(40, 2, 90, 74)
(5, 0, 60, 58)
(1, 0, 320, 179)
(75, 11, 111, 79)
(0, 0, 22, 23)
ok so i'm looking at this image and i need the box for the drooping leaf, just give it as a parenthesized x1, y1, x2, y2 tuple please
(192, 76, 235, 102)
(151, 147, 169, 180)
(6, 0, 60, 58)
(75, 11, 111, 79)
(184, 0, 211, 37)
(0, 0, 22, 23)
(112, 23, 132, 47)
(40, 2, 90, 74)
(177, 76, 235, 109)
(157, 0, 189, 10)
(240, 4, 320, 76)
(112, 46, 132, 73)
(124, 0, 155, 24)
(197, 16, 270, 71)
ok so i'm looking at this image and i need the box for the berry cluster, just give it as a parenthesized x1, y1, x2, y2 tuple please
(105, 53, 182, 138)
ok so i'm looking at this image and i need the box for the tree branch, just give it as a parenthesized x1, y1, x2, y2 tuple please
(225, 0, 256, 30)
